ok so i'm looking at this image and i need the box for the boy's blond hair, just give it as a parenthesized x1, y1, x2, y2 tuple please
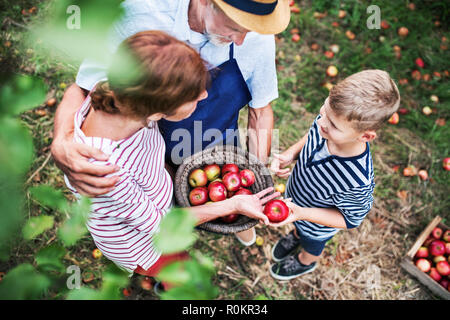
(329, 69, 400, 131)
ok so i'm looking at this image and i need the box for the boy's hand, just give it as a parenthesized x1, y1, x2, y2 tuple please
(267, 198, 300, 227)
(270, 152, 295, 179)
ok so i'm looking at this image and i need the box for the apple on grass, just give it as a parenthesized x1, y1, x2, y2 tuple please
(326, 65, 338, 77)
(203, 164, 221, 182)
(429, 240, 446, 256)
(415, 258, 431, 273)
(189, 187, 209, 206)
(388, 112, 399, 124)
(239, 169, 256, 188)
(188, 169, 208, 187)
(221, 163, 239, 177)
(443, 158, 450, 171)
(223, 172, 242, 192)
(264, 199, 290, 223)
(208, 181, 227, 202)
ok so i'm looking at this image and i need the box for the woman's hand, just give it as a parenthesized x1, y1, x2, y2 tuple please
(267, 198, 301, 227)
(231, 187, 281, 225)
(269, 152, 295, 179)
(51, 137, 120, 197)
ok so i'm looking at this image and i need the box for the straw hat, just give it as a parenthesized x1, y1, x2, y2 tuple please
(211, 0, 291, 35)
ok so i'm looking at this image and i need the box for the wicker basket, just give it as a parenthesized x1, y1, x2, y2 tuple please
(174, 145, 274, 234)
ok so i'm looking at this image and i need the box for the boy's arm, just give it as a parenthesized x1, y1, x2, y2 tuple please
(280, 204, 347, 229)
(270, 133, 308, 178)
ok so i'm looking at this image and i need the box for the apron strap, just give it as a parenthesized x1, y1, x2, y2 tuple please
(229, 43, 234, 60)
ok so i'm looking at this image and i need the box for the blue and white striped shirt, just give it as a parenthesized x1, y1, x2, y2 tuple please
(285, 115, 375, 240)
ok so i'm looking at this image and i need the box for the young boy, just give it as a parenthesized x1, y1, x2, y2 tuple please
(268, 69, 400, 280)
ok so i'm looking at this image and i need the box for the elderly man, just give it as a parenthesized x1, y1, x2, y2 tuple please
(51, 0, 290, 245)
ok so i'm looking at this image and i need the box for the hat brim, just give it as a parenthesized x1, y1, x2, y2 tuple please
(212, 0, 291, 35)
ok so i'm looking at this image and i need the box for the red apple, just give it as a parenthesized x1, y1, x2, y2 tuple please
(423, 236, 434, 247)
(436, 261, 450, 276)
(208, 181, 227, 202)
(221, 214, 239, 223)
(239, 169, 256, 188)
(388, 112, 399, 124)
(264, 199, 290, 223)
(434, 255, 446, 263)
(444, 158, 450, 171)
(326, 65, 338, 77)
(188, 169, 208, 187)
(324, 50, 334, 59)
(140, 277, 153, 291)
(432, 227, 443, 239)
(443, 230, 450, 242)
(439, 279, 449, 289)
(430, 240, 446, 256)
(291, 33, 300, 42)
(415, 57, 425, 68)
(398, 27, 409, 37)
(414, 246, 429, 259)
(429, 267, 442, 282)
(445, 242, 450, 255)
(203, 164, 221, 182)
(222, 172, 241, 192)
(234, 188, 253, 196)
(189, 187, 209, 206)
(380, 20, 390, 29)
(221, 163, 239, 177)
(398, 108, 409, 115)
(418, 170, 428, 181)
(415, 258, 431, 273)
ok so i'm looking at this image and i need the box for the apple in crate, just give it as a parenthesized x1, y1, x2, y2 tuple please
(414, 246, 429, 259)
(221, 214, 239, 223)
(433, 255, 446, 264)
(189, 169, 208, 187)
(222, 172, 242, 192)
(436, 261, 450, 276)
(221, 163, 239, 176)
(239, 169, 255, 187)
(203, 164, 221, 181)
(429, 268, 442, 282)
(430, 240, 446, 256)
(208, 181, 227, 202)
(264, 199, 290, 223)
(443, 229, 450, 242)
(431, 227, 442, 239)
(445, 242, 450, 255)
(415, 258, 431, 273)
(189, 187, 209, 206)
(439, 279, 449, 289)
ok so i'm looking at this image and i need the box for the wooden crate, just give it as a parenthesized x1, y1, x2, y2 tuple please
(400, 215, 450, 300)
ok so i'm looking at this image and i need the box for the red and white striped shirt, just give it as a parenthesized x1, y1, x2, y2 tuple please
(64, 94, 173, 273)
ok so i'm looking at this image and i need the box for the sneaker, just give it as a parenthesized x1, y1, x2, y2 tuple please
(153, 281, 165, 297)
(271, 229, 302, 262)
(235, 227, 256, 246)
(269, 254, 317, 281)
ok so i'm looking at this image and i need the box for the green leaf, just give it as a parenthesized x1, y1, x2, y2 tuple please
(58, 196, 91, 246)
(153, 208, 198, 254)
(0, 264, 51, 299)
(0, 75, 47, 116)
(29, 185, 68, 211)
(156, 261, 191, 286)
(35, 245, 66, 274)
(22, 215, 54, 240)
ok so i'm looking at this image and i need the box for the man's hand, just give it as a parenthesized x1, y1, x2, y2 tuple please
(51, 138, 120, 197)
(269, 152, 295, 179)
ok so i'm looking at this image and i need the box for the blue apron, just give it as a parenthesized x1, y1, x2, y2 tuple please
(158, 44, 252, 168)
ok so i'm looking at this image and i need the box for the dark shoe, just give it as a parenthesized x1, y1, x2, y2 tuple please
(270, 254, 317, 281)
(153, 281, 165, 297)
(271, 229, 302, 262)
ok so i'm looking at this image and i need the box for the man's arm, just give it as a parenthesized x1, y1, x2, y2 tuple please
(51, 83, 120, 196)
(247, 103, 274, 166)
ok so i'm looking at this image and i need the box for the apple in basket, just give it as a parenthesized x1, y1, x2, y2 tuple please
(436, 261, 450, 276)
(429, 267, 442, 282)
(263, 199, 290, 223)
(239, 169, 255, 187)
(415, 258, 431, 273)
(234, 188, 253, 196)
(221, 214, 240, 223)
(203, 164, 221, 181)
(221, 163, 240, 177)
(430, 240, 446, 256)
(188, 168, 208, 187)
(189, 187, 209, 206)
(222, 172, 242, 192)
(208, 181, 227, 202)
